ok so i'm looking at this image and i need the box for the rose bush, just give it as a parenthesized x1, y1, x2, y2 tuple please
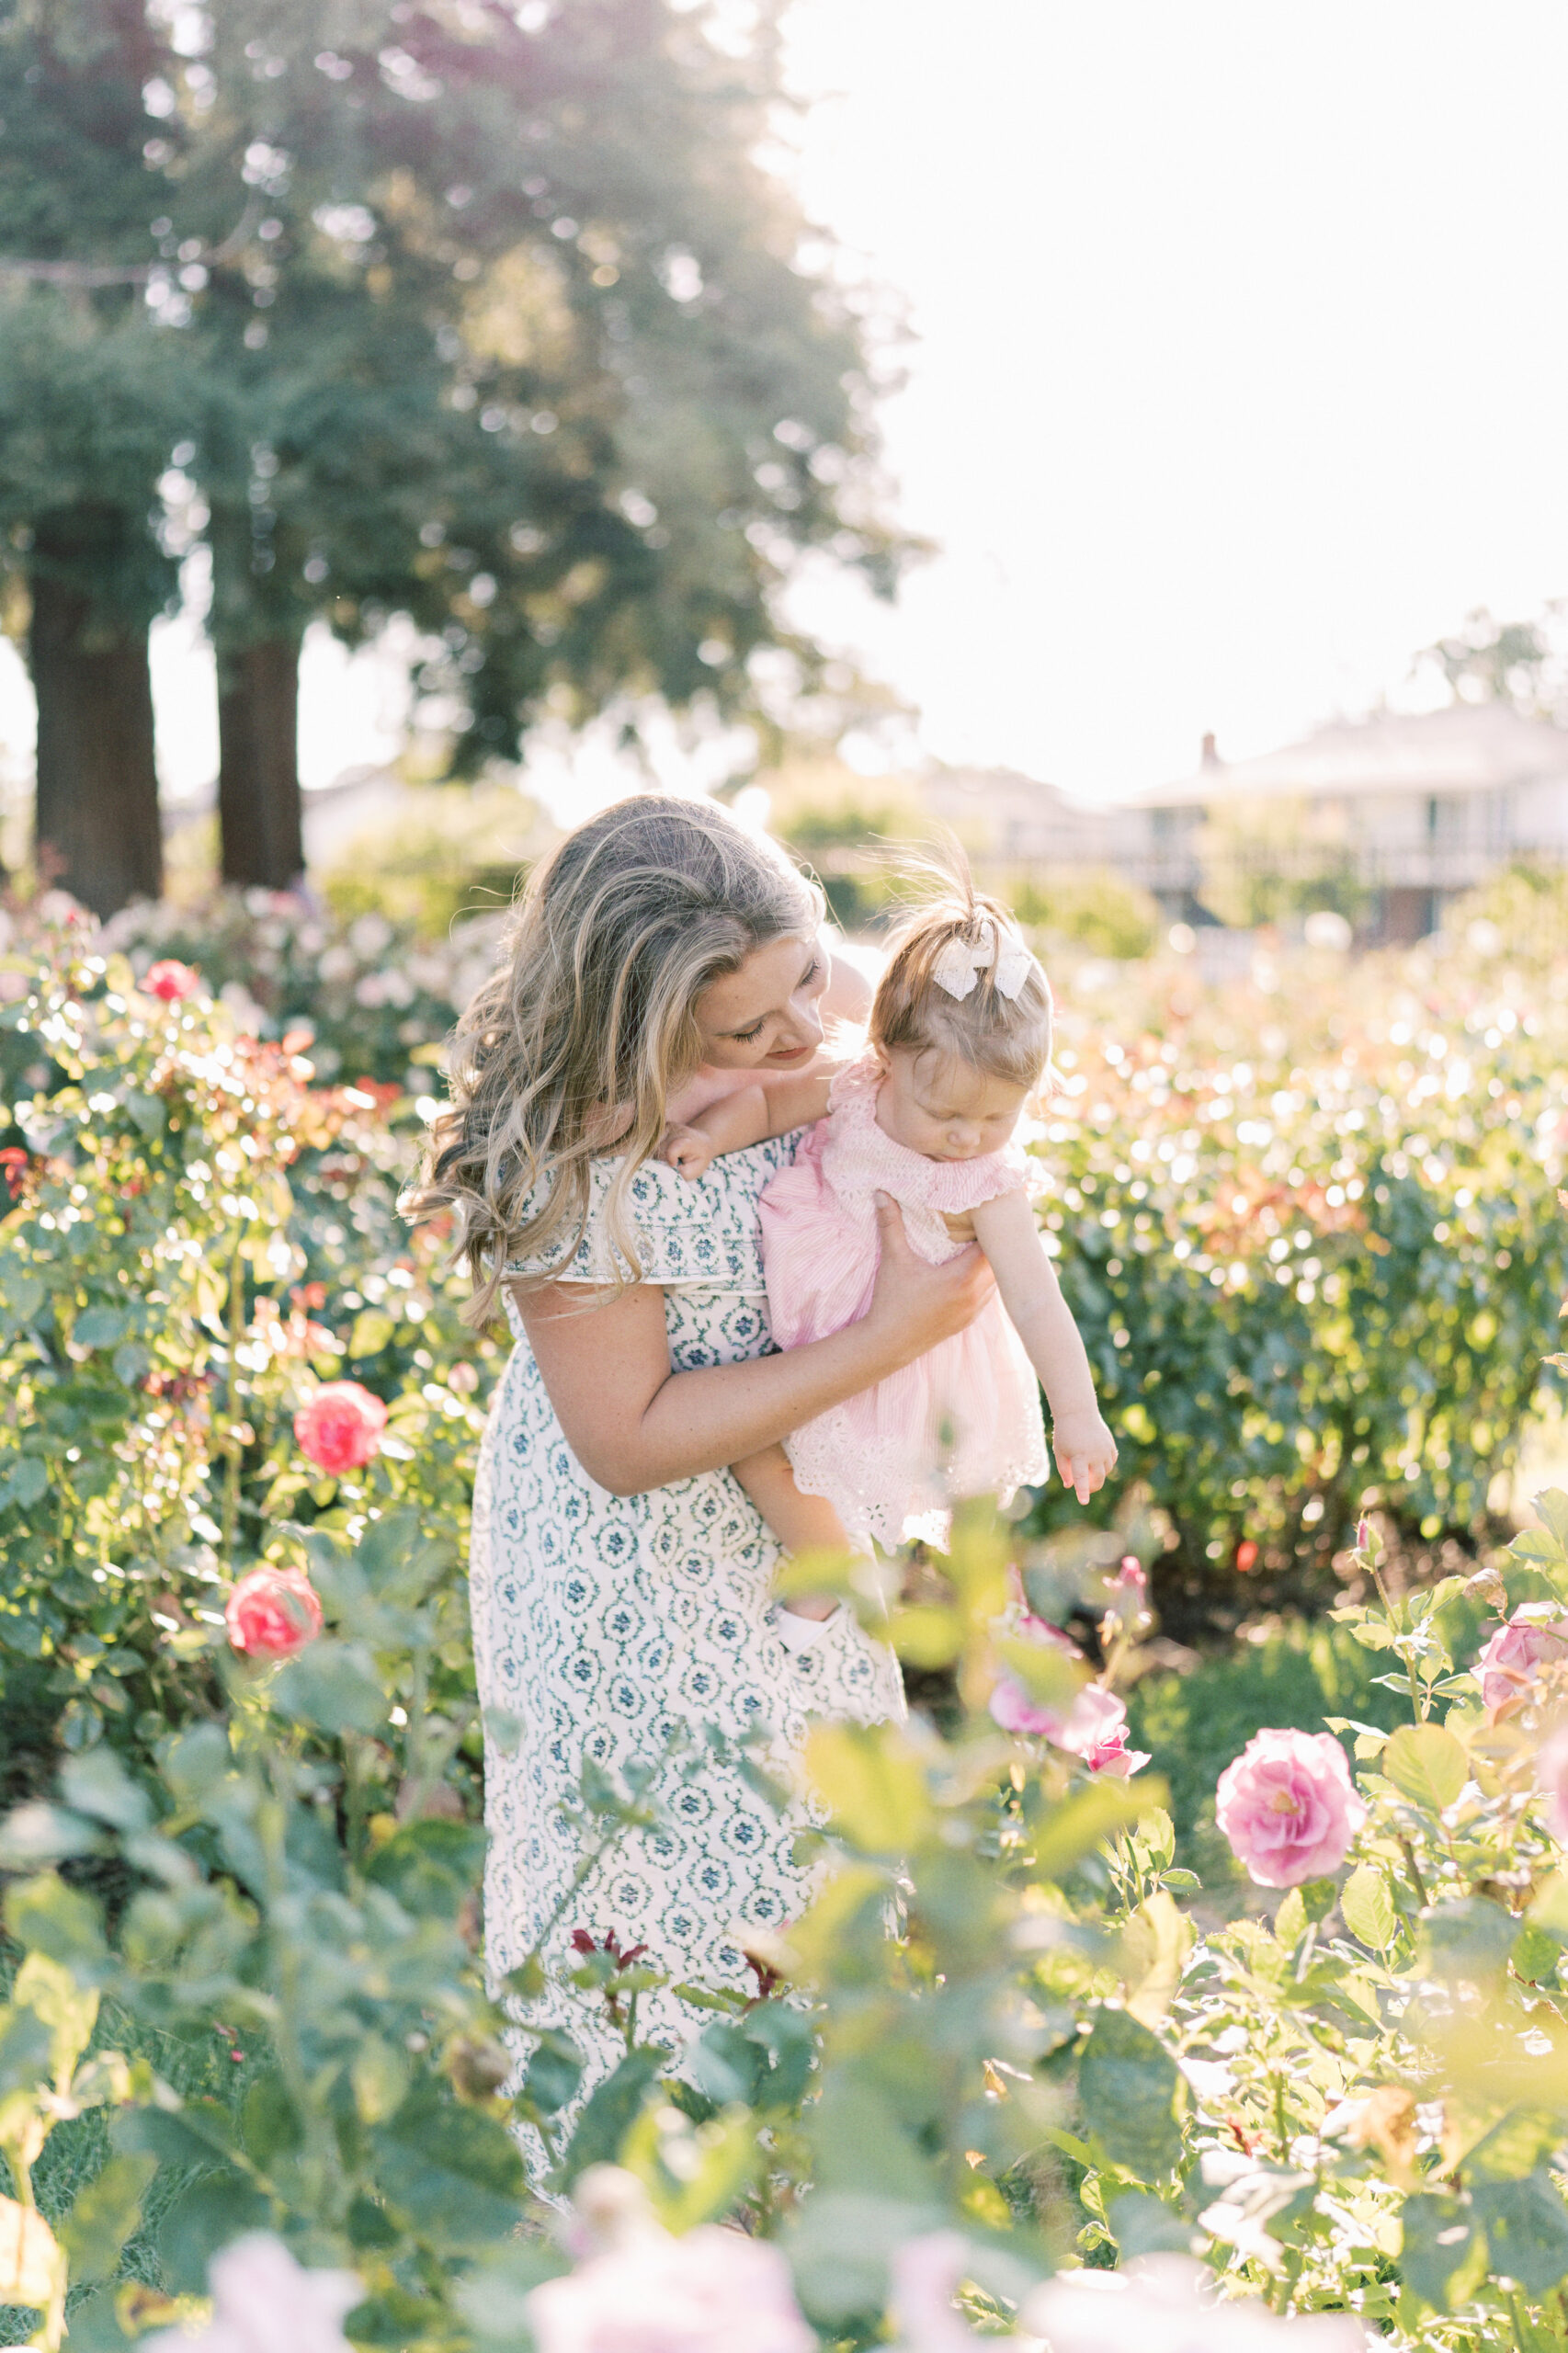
(7, 892, 1568, 2349)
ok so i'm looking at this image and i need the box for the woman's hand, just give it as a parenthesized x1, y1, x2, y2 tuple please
(862, 1192, 995, 1364)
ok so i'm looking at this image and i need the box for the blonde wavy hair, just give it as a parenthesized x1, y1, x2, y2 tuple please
(406, 794, 823, 1324)
(870, 858, 1053, 1091)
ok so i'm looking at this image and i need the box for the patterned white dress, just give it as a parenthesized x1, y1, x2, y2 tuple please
(470, 1134, 905, 2108)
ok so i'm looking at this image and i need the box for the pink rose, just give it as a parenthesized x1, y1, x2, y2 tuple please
(294, 1381, 388, 1475)
(991, 1672, 1149, 1777)
(144, 2234, 359, 2353)
(1474, 1608, 1568, 1718)
(1535, 1721, 1568, 1843)
(528, 2213, 813, 2353)
(226, 1565, 324, 1660)
(1020, 2252, 1367, 2351)
(887, 2231, 986, 2352)
(1216, 1728, 1367, 1888)
(144, 959, 200, 1002)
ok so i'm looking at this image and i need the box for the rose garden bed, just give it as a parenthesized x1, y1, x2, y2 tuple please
(3, 894, 1568, 2347)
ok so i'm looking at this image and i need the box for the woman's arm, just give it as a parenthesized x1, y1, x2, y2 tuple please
(517, 1195, 994, 1495)
(971, 1189, 1118, 1504)
(663, 1070, 833, 1179)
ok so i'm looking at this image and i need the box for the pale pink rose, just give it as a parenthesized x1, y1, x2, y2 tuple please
(1215, 1729, 1367, 1889)
(293, 1381, 388, 1474)
(887, 2231, 984, 2351)
(1536, 1720, 1568, 1842)
(990, 1673, 1150, 1778)
(143, 2234, 360, 2353)
(1020, 2252, 1367, 2350)
(143, 958, 200, 1002)
(1473, 1607, 1568, 1718)
(226, 1565, 324, 1660)
(527, 2214, 813, 2353)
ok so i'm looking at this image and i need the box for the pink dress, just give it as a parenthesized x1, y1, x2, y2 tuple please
(757, 1053, 1051, 1551)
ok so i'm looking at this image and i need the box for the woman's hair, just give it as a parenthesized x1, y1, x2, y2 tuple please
(406, 793, 822, 1324)
(870, 853, 1053, 1092)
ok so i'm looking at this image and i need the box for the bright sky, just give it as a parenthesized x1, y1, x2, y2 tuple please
(4, 0, 1567, 812)
(784, 0, 1568, 798)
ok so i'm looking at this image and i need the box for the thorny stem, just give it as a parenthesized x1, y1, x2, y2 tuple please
(1399, 1836, 1431, 1911)
(222, 1228, 246, 1560)
(1368, 1559, 1427, 1722)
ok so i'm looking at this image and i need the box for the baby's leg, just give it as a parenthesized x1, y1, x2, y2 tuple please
(732, 1441, 846, 1622)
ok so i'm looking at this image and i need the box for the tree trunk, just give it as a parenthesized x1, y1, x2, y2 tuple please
(29, 540, 163, 919)
(217, 635, 304, 890)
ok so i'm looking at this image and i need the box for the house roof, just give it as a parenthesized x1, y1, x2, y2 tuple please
(1133, 702, 1568, 809)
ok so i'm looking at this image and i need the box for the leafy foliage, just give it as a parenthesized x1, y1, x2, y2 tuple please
(5, 899, 1568, 2347)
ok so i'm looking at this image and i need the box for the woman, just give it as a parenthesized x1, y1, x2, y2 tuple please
(410, 796, 992, 2113)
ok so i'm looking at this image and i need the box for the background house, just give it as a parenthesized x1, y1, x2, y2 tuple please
(1124, 704, 1568, 940)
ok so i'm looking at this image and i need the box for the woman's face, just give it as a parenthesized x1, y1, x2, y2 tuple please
(693, 933, 829, 1070)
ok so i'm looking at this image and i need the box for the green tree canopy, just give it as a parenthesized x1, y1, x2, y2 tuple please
(1, 0, 908, 905)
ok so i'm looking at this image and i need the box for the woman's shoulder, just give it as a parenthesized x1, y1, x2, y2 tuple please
(507, 1133, 800, 1288)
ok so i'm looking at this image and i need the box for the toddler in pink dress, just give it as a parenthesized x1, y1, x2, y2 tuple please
(662, 883, 1118, 1573)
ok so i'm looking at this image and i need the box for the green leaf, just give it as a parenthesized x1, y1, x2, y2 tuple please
(59, 2154, 158, 2284)
(0, 1802, 104, 1870)
(559, 2046, 668, 2185)
(804, 1722, 930, 1856)
(124, 1091, 164, 1138)
(60, 1748, 153, 1834)
(782, 2187, 948, 2330)
(2, 1273, 45, 1327)
(270, 1639, 387, 1736)
(370, 2081, 527, 2246)
(1078, 2006, 1185, 2179)
(0, 2002, 53, 2099)
(2, 1455, 49, 1509)
(1473, 2171, 1568, 2293)
(1032, 1776, 1160, 1881)
(156, 2169, 271, 2295)
(1531, 1489, 1568, 1554)
(1400, 2192, 1485, 2309)
(1274, 1888, 1307, 1948)
(1108, 2189, 1196, 2257)
(3, 1870, 108, 1968)
(1422, 1897, 1517, 1983)
(363, 1817, 486, 1918)
(1382, 1722, 1467, 1812)
(1467, 2109, 1563, 2183)
(241, 2072, 303, 2165)
(521, 2030, 584, 2120)
(74, 1306, 129, 1350)
(348, 1308, 397, 1358)
(1340, 1862, 1397, 1951)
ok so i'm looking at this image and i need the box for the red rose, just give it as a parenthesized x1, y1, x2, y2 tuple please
(293, 1380, 388, 1474)
(225, 1563, 323, 1659)
(144, 959, 200, 1002)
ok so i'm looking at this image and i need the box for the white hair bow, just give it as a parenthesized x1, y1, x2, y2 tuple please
(931, 917, 1036, 1002)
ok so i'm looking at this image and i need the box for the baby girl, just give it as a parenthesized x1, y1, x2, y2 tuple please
(660, 879, 1117, 1611)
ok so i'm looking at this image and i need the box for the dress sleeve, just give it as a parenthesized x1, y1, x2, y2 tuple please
(506, 1136, 800, 1290)
(924, 1138, 1044, 1219)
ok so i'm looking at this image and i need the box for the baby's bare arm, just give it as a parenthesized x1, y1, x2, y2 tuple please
(663, 1070, 833, 1177)
(971, 1188, 1118, 1501)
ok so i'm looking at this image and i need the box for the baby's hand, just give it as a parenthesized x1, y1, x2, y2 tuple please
(660, 1122, 715, 1181)
(1052, 1410, 1118, 1506)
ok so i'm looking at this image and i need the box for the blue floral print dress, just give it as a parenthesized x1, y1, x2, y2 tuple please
(469, 1136, 904, 2108)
